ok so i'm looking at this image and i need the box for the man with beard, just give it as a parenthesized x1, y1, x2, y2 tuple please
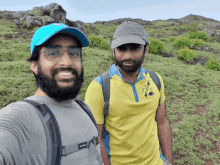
(85, 21, 173, 165)
(0, 23, 103, 165)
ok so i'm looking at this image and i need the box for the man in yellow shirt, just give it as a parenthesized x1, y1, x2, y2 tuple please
(85, 21, 172, 165)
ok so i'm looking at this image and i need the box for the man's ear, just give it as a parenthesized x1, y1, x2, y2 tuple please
(144, 45, 149, 57)
(29, 61, 38, 75)
(112, 49, 115, 58)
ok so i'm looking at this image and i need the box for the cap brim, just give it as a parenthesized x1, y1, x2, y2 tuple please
(111, 35, 146, 49)
(35, 27, 90, 48)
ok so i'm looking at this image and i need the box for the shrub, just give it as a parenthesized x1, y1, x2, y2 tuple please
(178, 48, 195, 62)
(88, 34, 110, 50)
(169, 37, 176, 42)
(182, 23, 198, 32)
(148, 38, 165, 55)
(206, 57, 220, 71)
(33, 27, 39, 31)
(173, 36, 192, 49)
(187, 31, 209, 40)
(172, 26, 178, 30)
(191, 39, 204, 47)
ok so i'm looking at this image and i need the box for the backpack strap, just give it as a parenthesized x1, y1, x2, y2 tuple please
(145, 69, 161, 91)
(101, 71, 110, 134)
(145, 69, 161, 106)
(22, 100, 62, 165)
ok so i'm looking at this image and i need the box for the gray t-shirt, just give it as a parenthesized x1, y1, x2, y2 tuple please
(0, 95, 102, 165)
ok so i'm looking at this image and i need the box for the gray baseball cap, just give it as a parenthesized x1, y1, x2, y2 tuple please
(111, 21, 150, 49)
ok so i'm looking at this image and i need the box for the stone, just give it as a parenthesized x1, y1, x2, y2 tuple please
(99, 35, 106, 39)
(15, 20, 23, 28)
(89, 24, 97, 30)
(49, 4, 66, 24)
(0, 27, 2, 30)
(169, 22, 174, 26)
(41, 16, 55, 25)
(26, 16, 42, 29)
(37, 7, 48, 16)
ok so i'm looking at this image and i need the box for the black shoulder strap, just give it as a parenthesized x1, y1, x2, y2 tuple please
(145, 69, 161, 91)
(22, 100, 62, 165)
(101, 71, 110, 131)
(74, 97, 99, 133)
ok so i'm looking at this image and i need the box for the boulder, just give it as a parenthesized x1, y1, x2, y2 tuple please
(41, 16, 55, 25)
(66, 18, 78, 27)
(169, 22, 175, 26)
(49, 4, 66, 24)
(15, 20, 23, 28)
(26, 16, 42, 29)
(37, 7, 48, 16)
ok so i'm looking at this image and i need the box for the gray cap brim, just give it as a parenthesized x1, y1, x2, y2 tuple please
(111, 35, 146, 49)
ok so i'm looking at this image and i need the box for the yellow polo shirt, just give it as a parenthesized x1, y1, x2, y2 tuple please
(85, 64, 165, 165)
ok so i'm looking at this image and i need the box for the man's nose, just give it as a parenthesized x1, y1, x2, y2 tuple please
(123, 50, 133, 59)
(59, 49, 72, 65)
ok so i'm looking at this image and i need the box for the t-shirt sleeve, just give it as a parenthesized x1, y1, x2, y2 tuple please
(0, 103, 32, 164)
(155, 72, 165, 105)
(85, 80, 104, 124)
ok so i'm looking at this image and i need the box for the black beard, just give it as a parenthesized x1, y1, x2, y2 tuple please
(35, 64, 84, 102)
(113, 53, 145, 73)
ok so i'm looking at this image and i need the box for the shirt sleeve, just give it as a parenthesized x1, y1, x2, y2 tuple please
(84, 80, 105, 124)
(0, 103, 32, 164)
(155, 72, 165, 105)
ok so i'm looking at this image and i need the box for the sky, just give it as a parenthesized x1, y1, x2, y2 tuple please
(0, 0, 220, 23)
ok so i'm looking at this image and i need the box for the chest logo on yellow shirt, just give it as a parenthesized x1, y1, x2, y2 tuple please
(142, 81, 154, 97)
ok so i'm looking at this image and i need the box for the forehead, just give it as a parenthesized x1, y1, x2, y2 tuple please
(49, 36, 80, 47)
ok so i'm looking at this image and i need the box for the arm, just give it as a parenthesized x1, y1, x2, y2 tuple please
(98, 124, 110, 165)
(155, 102, 173, 164)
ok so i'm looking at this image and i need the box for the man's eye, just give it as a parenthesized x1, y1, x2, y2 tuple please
(131, 45, 141, 51)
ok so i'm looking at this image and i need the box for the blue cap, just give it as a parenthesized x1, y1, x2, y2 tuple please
(30, 23, 90, 56)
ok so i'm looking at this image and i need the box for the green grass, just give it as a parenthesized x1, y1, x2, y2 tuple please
(0, 18, 220, 165)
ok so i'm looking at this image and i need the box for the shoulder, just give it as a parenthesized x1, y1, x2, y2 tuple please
(1, 101, 36, 118)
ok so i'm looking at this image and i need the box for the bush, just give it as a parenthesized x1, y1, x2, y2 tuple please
(33, 27, 39, 31)
(178, 48, 195, 62)
(88, 34, 110, 50)
(172, 26, 178, 30)
(206, 57, 220, 71)
(182, 23, 198, 32)
(187, 31, 209, 40)
(173, 36, 192, 49)
(191, 39, 204, 47)
(169, 37, 176, 42)
(148, 38, 165, 55)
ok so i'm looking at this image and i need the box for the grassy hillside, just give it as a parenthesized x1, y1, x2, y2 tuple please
(0, 18, 220, 165)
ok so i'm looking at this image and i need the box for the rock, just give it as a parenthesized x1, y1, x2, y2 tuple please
(99, 35, 106, 39)
(37, 7, 48, 16)
(0, 27, 2, 30)
(169, 22, 174, 26)
(66, 19, 78, 27)
(49, 4, 66, 24)
(89, 24, 97, 30)
(15, 20, 23, 28)
(204, 47, 209, 50)
(76, 23, 86, 31)
(26, 16, 42, 29)
(41, 16, 55, 25)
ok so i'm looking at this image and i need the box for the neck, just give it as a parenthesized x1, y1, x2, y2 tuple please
(34, 88, 48, 97)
